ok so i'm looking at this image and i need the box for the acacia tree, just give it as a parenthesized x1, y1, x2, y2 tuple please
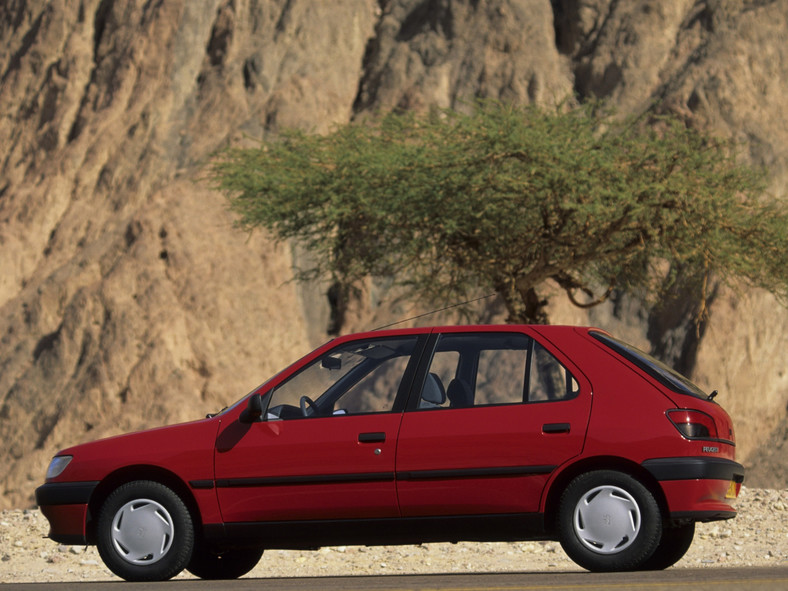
(209, 101, 788, 329)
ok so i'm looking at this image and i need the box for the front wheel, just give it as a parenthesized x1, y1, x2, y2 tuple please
(187, 545, 264, 579)
(96, 480, 194, 581)
(558, 470, 662, 572)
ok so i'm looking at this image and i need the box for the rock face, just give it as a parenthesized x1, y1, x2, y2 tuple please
(1, 0, 787, 508)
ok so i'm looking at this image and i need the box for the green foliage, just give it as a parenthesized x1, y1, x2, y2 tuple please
(209, 100, 788, 325)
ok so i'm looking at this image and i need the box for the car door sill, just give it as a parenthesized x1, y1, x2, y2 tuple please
(204, 513, 547, 550)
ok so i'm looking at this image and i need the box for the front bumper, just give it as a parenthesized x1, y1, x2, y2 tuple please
(642, 457, 744, 522)
(35, 481, 98, 545)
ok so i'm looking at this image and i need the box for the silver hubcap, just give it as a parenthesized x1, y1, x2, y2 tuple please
(110, 498, 174, 565)
(573, 485, 641, 554)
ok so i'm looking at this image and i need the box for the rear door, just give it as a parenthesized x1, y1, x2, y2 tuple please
(395, 328, 592, 516)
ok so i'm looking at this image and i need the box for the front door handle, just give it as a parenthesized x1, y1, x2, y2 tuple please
(542, 423, 571, 434)
(358, 432, 386, 443)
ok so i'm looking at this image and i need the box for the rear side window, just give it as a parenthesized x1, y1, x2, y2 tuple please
(416, 332, 579, 409)
(590, 331, 708, 400)
(528, 341, 577, 402)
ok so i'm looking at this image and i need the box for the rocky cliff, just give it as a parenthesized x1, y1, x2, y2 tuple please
(1, 0, 787, 508)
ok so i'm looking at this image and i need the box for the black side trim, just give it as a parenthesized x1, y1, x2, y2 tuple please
(204, 513, 547, 550)
(398, 465, 556, 481)
(190, 480, 215, 489)
(642, 457, 744, 483)
(35, 482, 99, 506)
(216, 472, 395, 488)
(214, 465, 556, 489)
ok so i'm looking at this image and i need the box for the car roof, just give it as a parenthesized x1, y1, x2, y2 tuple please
(333, 324, 599, 342)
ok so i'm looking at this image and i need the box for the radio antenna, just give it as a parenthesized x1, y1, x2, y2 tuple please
(373, 292, 498, 331)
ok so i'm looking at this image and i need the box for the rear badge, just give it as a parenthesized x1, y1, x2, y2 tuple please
(702, 446, 720, 454)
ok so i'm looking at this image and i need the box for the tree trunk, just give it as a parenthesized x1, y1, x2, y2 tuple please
(499, 284, 549, 324)
(326, 280, 348, 335)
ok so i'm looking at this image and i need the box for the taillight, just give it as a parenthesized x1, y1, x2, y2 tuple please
(667, 409, 718, 439)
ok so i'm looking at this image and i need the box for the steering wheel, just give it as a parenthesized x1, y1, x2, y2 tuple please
(299, 395, 319, 417)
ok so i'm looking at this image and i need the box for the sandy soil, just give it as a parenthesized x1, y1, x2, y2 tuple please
(1, 486, 787, 582)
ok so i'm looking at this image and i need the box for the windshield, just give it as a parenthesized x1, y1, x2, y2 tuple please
(590, 331, 709, 400)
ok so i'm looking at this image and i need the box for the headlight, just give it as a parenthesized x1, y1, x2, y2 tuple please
(45, 455, 72, 480)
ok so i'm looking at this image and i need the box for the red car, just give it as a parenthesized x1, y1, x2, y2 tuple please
(36, 325, 743, 581)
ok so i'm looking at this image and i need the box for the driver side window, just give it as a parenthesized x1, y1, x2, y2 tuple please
(266, 336, 418, 419)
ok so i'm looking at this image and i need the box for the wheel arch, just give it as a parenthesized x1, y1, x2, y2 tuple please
(86, 465, 201, 544)
(543, 456, 669, 535)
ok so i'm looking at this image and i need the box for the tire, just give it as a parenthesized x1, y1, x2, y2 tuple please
(557, 470, 662, 572)
(96, 480, 194, 581)
(187, 544, 264, 579)
(639, 522, 695, 570)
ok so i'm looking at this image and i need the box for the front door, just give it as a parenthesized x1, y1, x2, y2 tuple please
(214, 335, 422, 523)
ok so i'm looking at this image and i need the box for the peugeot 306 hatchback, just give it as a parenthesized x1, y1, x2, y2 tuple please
(36, 325, 743, 581)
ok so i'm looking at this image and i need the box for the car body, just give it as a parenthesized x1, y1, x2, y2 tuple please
(36, 325, 744, 581)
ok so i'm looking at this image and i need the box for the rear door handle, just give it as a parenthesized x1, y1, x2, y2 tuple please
(358, 432, 386, 443)
(542, 423, 571, 434)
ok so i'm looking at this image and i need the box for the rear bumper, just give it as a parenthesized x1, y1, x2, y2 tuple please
(642, 457, 744, 522)
(35, 482, 98, 545)
(642, 457, 744, 483)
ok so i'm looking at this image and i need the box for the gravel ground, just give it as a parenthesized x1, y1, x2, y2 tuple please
(1, 486, 787, 583)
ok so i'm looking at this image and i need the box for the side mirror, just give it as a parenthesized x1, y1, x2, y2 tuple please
(321, 355, 342, 370)
(239, 394, 263, 424)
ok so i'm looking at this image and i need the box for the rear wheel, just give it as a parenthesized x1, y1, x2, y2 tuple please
(639, 522, 695, 570)
(558, 470, 662, 572)
(96, 480, 194, 581)
(187, 545, 264, 579)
